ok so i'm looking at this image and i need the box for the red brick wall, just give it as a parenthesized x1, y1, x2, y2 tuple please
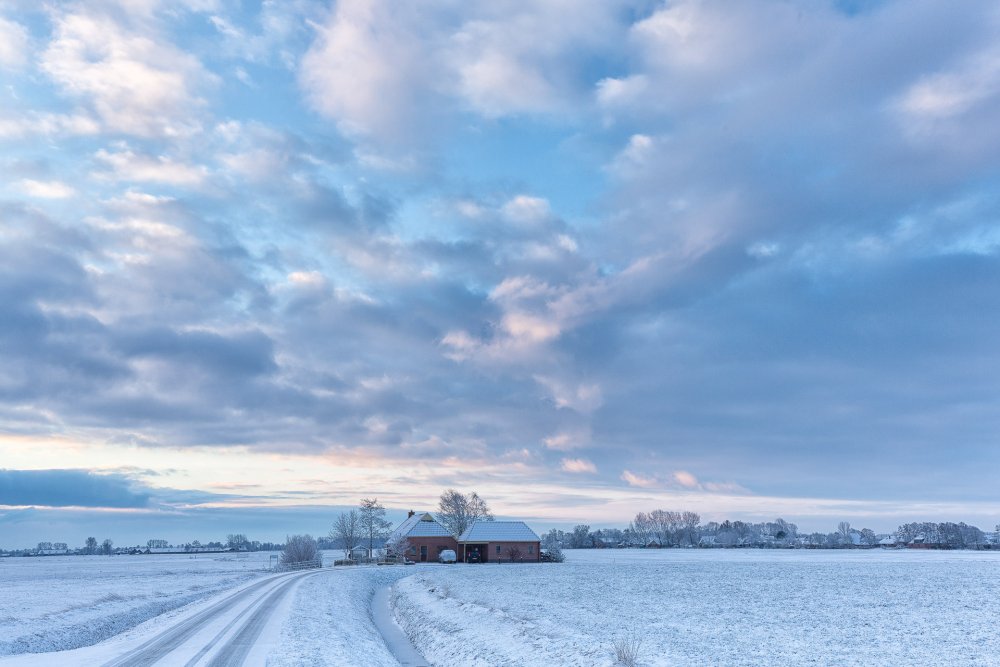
(404, 536, 458, 562)
(464, 541, 540, 562)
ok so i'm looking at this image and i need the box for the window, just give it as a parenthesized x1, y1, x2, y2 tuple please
(528, 545, 534, 554)
(496, 545, 501, 554)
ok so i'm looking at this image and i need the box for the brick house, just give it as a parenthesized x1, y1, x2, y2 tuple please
(387, 511, 458, 563)
(458, 521, 541, 563)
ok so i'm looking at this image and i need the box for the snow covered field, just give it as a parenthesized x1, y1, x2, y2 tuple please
(393, 549, 1000, 666)
(5, 549, 1000, 666)
(0, 552, 270, 656)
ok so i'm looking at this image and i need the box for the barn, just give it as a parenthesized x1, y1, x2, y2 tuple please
(458, 521, 541, 563)
(387, 511, 458, 563)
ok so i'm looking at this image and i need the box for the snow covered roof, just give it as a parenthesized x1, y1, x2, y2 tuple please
(387, 512, 453, 541)
(459, 521, 540, 543)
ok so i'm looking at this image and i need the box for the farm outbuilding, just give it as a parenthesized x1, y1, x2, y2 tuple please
(458, 521, 541, 563)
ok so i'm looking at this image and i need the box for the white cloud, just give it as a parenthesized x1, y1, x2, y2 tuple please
(561, 457, 596, 474)
(893, 42, 1000, 148)
(608, 133, 655, 175)
(595, 74, 648, 109)
(0, 17, 28, 69)
(542, 430, 589, 451)
(299, 0, 430, 142)
(300, 0, 627, 143)
(0, 113, 101, 139)
(501, 195, 551, 225)
(535, 375, 603, 413)
(41, 10, 216, 137)
(672, 470, 699, 489)
(18, 179, 77, 199)
(621, 469, 658, 488)
(95, 147, 208, 186)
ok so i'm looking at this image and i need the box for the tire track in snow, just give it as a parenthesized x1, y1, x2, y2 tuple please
(205, 571, 317, 667)
(101, 570, 306, 667)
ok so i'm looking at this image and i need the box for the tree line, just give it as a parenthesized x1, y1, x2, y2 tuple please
(542, 512, 1000, 550)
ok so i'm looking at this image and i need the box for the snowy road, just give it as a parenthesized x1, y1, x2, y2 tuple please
(0, 568, 320, 667)
(105, 568, 315, 667)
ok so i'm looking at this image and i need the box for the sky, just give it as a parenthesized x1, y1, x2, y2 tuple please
(2, 0, 1000, 548)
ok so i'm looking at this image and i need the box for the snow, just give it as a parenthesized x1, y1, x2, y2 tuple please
(5, 549, 1000, 666)
(392, 549, 1000, 666)
(459, 520, 540, 542)
(0, 552, 270, 656)
(266, 563, 418, 667)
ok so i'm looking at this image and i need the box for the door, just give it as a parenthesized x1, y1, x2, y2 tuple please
(420, 545, 427, 562)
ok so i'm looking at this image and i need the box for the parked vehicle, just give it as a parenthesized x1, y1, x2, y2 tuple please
(438, 549, 457, 563)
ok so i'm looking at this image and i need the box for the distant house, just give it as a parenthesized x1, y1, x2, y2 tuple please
(458, 521, 541, 563)
(386, 511, 458, 563)
(349, 545, 370, 561)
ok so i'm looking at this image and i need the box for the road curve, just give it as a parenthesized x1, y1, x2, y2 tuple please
(102, 568, 316, 667)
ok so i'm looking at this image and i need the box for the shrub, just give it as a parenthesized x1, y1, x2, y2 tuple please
(613, 634, 643, 667)
(281, 534, 319, 565)
(545, 544, 565, 562)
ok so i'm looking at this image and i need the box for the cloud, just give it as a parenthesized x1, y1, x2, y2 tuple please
(672, 470, 699, 489)
(0, 112, 101, 139)
(299, 0, 630, 144)
(17, 179, 76, 199)
(115, 327, 277, 378)
(0, 469, 151, 508)
(94, 147, 209, 185)
(40, 9, 216, 137)
(542, 430, 588, 451)
(561, 458, 596, 474)
(299, 0, 432, 143)
(0, 16, 28, 69)
(1, 0, 999, 531)
(501, 195, 551, 225)
(621, 470, 658, 488)
(535, 376, 603, 414)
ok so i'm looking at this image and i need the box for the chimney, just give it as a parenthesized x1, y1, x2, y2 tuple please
(408, 510, 415, 518)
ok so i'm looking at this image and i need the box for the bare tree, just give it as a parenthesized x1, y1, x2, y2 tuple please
(570, 524, 591, 549)
(837, 521, 852, 547)
(281, 534, 319, 565)
(331, 510, 360, 559)
(437, 489, 494, 538)
(385, 532, 410, 563)
(629, 512, 651, 546)
(85, 536, 98, 555)
(226, 534, 250, 551)
(505, 545, 523, 562)
(680, 511, 701, 546)
(101, 538, 113, 555)
(358, 498, 392, 559)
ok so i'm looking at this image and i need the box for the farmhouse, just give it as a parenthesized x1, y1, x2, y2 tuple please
(387, 511, 458, 562)
(459, 521, 541, 563)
